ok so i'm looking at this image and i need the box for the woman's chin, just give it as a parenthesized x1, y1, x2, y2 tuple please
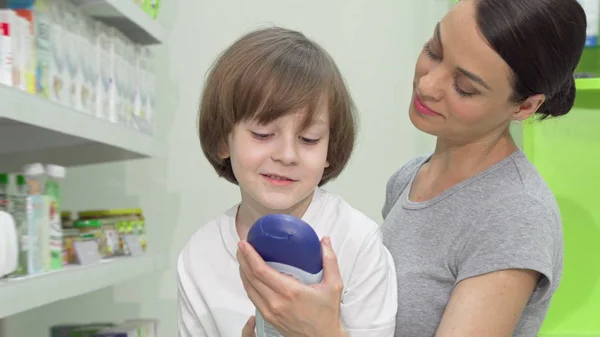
(409, 107, 442, 137)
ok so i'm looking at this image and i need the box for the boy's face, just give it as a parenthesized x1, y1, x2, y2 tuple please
(221, 102, 330, 216)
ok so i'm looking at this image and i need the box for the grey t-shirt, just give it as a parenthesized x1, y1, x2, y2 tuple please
(381, 151, 563, 337)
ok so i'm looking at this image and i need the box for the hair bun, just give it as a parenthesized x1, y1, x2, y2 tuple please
(536, 76, 575, 119)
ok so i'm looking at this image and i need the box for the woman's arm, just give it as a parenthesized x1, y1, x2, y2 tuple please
(435, 193, 561, 337)
(436, 269, 540, 337)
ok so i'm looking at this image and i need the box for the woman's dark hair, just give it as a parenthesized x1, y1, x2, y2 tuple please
(474, 0, 587, 119)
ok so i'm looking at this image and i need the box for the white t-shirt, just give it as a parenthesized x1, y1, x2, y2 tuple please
(177, 188, 398, 337)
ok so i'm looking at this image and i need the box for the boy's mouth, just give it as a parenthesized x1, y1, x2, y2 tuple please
(261, 173, 296, 182)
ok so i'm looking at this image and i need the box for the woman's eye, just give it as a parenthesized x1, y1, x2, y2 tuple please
(423, 42, 442, 61)
(453, 82, 476, 98)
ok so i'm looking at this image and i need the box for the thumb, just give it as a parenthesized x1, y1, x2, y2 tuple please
(321, 236, 343, 289)
(241, 316, 256, 337)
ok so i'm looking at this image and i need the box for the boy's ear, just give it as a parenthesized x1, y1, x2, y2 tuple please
(325, 160, 330, 168)
(218, 141, 230, 159)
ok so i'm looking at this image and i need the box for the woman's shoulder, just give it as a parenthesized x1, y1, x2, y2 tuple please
(484, 151, 560, 222)
(387, 155, 430, 187)
(381, 155, 430, 218)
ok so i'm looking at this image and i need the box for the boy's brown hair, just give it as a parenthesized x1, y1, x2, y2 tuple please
(198, 26, 356, 186)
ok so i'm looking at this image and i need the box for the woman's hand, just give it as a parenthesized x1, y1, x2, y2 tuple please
(237, 236, 347, 337)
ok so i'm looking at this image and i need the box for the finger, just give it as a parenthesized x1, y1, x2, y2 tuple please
(320, 236, 344, 294)
(239, 241, 303, 294)
(241, 316, 256, 337)
(237, 244, 280, 301)
(239, 267, 272, 318)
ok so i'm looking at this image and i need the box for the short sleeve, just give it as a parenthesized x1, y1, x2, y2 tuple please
(456, 195, 562, 305)
(340, 230, 398, 337)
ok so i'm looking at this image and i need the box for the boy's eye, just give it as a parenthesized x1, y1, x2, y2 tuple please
(251, 132, 272, 140)
(300, 137, 320, 144)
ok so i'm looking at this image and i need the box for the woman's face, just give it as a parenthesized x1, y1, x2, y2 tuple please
(409, 0, 540, 144)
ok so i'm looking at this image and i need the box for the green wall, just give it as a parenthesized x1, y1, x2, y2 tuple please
(528, 48, 600, 336)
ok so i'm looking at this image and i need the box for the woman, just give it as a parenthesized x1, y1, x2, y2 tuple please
(237, 0, 586, 335)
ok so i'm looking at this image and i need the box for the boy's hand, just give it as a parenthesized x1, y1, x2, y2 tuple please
(241, 316, 256, 337)
(237, 236, 346, 337)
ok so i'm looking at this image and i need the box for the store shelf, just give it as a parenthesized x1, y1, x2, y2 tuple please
(0, 85, 156, 172)
(76, 0, 165, 45)
(0, 254, 168, 319)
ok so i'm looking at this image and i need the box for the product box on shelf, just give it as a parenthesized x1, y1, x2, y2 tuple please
(0, 9, 22, 89)
(95, 23, 113, 121)
(106, 26, 117, 123)
(16, 11, 30, 93)
(2, 0, 38, 93)
(51, 323, 115, 337)
(62, 0, 81, 110)
(15, 11, 33, 93)
(123, 319, 158, 337)
(133, 46, 154, 135)
(123, 40, 135, 128)
(51, 319, 157, 337)
(48, 0, 68, 105)
(109, 28, 129, 125)
(33, 0, 51, 97)
(0, 14, 12, 87)
(133, 46, 146, 133)
(71, 208, 146, 259)
(86, 19, 99, 116)
(93, 319, 158, 337)
(147, 48, 156, 134)
(80, 15, 94, 114)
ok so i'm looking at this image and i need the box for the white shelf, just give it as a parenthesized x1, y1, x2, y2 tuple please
(0, 85, 156, 172)
(76, 0, 166, 45)
(0, 254, 168, 319)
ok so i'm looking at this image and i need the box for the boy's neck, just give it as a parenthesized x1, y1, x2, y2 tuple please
(235, 192, 315, 241)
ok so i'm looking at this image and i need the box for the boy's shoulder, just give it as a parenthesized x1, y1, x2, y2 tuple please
(310, 188, 381, 239)
(179, 205, 237, 258)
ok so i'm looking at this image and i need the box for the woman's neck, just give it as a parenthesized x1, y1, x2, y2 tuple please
(428, 131, 519, 181)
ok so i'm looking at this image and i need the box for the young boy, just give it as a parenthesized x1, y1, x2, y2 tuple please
(177, 26, 397, 337)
